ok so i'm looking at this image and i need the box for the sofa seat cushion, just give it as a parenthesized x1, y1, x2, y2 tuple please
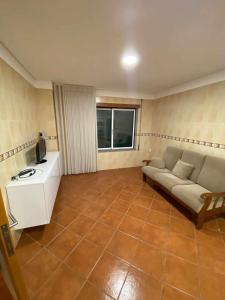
(172, 184, 209, 213)
(142, 166, 170, 180)
(154, 173, 193, 191)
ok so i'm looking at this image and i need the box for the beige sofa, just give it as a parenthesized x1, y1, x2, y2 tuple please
(142, 146, 225, 229)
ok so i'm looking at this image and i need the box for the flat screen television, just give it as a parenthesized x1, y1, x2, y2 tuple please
(36, 137, 47, 164)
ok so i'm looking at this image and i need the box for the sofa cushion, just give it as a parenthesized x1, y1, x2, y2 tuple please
(197, 156, 225, 193)
(172, 184, 209, 212)
(150, 157, 165, 169)
(154, 173, 193, 191)
(163, 146, 183, 170)
(142, 166, 170, 180)
(172, 184, 224, 213)
(172, 160, 194, 180)
(181, 150, 206, 182)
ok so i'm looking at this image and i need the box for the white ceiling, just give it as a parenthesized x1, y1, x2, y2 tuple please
(1, 0, 225, 96)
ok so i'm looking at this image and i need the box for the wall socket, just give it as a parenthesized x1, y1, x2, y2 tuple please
(148, 148, 152, 153)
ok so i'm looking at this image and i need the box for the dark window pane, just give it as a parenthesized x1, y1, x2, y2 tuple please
(113, 110, 134, 148)
(97, 109, 112, 148)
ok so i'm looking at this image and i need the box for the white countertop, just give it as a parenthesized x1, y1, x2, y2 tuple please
(7, 152, 60, 187)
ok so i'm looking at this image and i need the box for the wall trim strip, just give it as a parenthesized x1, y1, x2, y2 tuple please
(96, 89, 154, 100)
(0, 136, 58, 163)
(137, 132, 225, 149)
(0, 42, 52, 90)
(153, 70, 225, 99)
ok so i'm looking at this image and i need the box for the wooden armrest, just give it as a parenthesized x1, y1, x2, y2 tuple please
(142, 160, 151, 166)
(200, 192, 225, 201)
(200, 192, 225, 212)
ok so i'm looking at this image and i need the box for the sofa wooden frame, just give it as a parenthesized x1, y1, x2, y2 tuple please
(142, 160, 225, 229)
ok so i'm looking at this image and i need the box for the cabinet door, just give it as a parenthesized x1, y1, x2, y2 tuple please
(8, 185, 47, 229)
(44, 157, 61, 221)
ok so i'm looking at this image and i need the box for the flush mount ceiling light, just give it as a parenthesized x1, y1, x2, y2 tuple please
(121, 52, 139, 70)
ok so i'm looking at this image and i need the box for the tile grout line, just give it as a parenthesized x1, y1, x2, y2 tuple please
(194, 221, 202, 300)
(19, 174, 224, 300)
(24, 187, 110, 298)
(71, 182, 154, 299)
(24, 205, 184, 298)
(165, 284, 200, 300)
(111, 191, 149, 300)
(29, 220, 100, 297)
(30, 202, 110, 298)
(102, 185, 162, 299)
(72, 186, 141, 299)
(159, 201, 172, 300)
(61, 179, 223, 296)
(29, 181, 133, 299)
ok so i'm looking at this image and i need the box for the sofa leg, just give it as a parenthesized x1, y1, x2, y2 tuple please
(196, 215, 204, 230)
(143, 173, 147, 182)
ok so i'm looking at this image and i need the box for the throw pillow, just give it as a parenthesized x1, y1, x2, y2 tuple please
(172, 160, 194, 180)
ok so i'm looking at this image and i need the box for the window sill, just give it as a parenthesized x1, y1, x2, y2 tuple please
(98, 148, 138, 153)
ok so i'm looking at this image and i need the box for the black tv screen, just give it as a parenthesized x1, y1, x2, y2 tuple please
(36, 138, 46, 163)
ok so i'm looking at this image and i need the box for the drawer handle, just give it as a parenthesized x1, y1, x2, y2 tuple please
(8, 211, 18, 228)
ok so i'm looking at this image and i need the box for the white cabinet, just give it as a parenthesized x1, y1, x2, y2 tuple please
(6, 152, 61, 230)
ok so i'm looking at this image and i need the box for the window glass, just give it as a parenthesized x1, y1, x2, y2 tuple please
(97, 109, 112, 148)
(113, 110, 134, 148)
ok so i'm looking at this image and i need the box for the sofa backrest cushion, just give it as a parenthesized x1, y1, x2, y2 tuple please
(163, 146, 183, 171)
(197, 155, 225, 192)
(181, 150, 206, 182)
(150, 157, 166, 169)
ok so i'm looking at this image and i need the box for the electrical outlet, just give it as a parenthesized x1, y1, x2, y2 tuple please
(148, 148, 152, 153)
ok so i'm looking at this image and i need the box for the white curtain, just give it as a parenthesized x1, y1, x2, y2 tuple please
(53, 83, 97, 175)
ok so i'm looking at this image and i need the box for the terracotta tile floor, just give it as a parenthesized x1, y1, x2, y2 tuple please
(15, 167, 225, 300)
(0, 273, 14, 300)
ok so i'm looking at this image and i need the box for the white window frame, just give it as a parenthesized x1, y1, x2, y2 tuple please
(97, 108, 136, 151)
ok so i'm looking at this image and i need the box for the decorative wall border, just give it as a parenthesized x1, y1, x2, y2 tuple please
(1, 132, 223, 163)
(136, 132, 225, 149)
(46, 135, 58, 141)
(0, 136, 57, 163)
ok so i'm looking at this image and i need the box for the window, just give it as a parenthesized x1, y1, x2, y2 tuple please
(97, 108, 136, 150)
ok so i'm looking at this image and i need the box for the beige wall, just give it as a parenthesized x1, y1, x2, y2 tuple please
(150, 81, 225, 159)
(36, 89, 58, 150)
(97, 81, 225, 170)
(96, 96, 154, 170)
(0, 58, 57, 244)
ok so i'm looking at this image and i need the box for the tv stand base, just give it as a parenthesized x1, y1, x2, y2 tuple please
(36, 159, 47, 164)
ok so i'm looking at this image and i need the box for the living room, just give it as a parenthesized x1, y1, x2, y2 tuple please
(0, 1, 225, 300)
